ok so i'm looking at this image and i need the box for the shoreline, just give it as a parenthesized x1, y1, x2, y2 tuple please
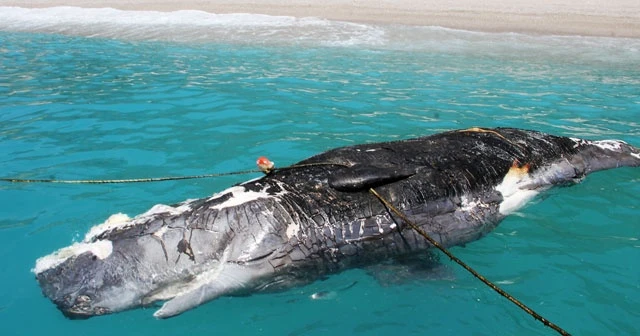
(0, 1, 639, 38)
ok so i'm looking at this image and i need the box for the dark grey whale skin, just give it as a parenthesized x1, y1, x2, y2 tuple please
(35, 128, 639, 319)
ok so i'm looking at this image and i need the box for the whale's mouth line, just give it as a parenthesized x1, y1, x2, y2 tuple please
(51, 293, 113, 319)
(60, 303, 111, 319)
(62, 308, 106, 320)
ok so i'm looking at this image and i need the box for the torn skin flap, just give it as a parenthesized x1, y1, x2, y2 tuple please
(328, 165, 417, 192)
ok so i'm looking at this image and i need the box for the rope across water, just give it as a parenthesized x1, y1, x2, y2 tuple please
(0, 162, 344, 184)
(0, 171, 260, 184)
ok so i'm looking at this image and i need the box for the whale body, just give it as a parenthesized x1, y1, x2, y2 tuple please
(33, 127, 640, 319)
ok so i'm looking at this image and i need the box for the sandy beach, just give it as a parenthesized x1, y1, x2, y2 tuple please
(0, 0, 639, 38)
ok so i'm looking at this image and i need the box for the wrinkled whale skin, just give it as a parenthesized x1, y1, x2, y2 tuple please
(33, 128, 639, 319)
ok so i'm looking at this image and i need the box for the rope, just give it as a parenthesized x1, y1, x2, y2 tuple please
(0, 170, 261, 184)
(0, 162, 347, 184)
(369, 188, 571, 336)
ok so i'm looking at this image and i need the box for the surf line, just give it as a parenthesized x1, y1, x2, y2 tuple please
(369, 187, 571, 336)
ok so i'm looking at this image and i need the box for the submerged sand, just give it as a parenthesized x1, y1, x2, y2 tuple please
(0, 0, 639, 37)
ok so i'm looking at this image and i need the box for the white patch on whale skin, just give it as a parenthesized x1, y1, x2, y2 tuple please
(495, 160, 582, 215)
(141, 202, 193, 217)
(32, 240, 113, 274)
(495, 165, 539, 215)
(459, 195, 491, 215)
(631, 152, 640, 160)
(571, 138, 629, 152)
(460, 195, 480, 212)
(208, 183, 287, 211)
(153, 225, 168, 238)
(592, 139, 627, 152)
(209, 186, 259, 210)
(460, 196, 473, 211)
(84, 213, 132, 242)
(497, 188, 539, 216)
(570, 137, 588, 148)
(286, 222, 300, 240)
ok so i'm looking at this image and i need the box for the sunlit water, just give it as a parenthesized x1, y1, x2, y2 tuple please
(0, 6, 639, 336)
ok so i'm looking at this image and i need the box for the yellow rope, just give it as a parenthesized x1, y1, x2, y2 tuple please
(457, 127, 511, 142)
(369, 188, 571, 336)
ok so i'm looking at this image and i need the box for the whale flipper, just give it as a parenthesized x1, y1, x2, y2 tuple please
(153, 262, 257, 319)
(365, 252, 455, 285)
(153, 283, 222, 319)
(328, 164, 417, 191)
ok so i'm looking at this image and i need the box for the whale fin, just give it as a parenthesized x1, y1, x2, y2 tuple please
(153, 263, 253, 319)
(328, 164, 417, 192)
(153, 282, 224, 319)
(365, 252, 455, 285)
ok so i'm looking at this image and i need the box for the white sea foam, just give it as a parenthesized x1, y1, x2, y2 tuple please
(1, 6, 639, 60)
(0, 6, 386, 47)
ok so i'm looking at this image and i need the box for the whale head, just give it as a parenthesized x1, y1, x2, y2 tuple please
(34, 236, 146, 318)
(33, 183, 293, 319)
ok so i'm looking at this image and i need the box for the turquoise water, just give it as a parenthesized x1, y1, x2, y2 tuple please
(1, 7, 640, 336)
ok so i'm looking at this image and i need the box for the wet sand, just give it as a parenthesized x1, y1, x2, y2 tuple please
(0, 0, 639, 37)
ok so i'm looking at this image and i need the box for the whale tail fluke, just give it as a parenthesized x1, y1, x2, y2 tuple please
(572, 138, 640, 175)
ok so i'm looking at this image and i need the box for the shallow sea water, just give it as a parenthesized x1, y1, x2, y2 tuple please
(0, 7, 639, 336)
